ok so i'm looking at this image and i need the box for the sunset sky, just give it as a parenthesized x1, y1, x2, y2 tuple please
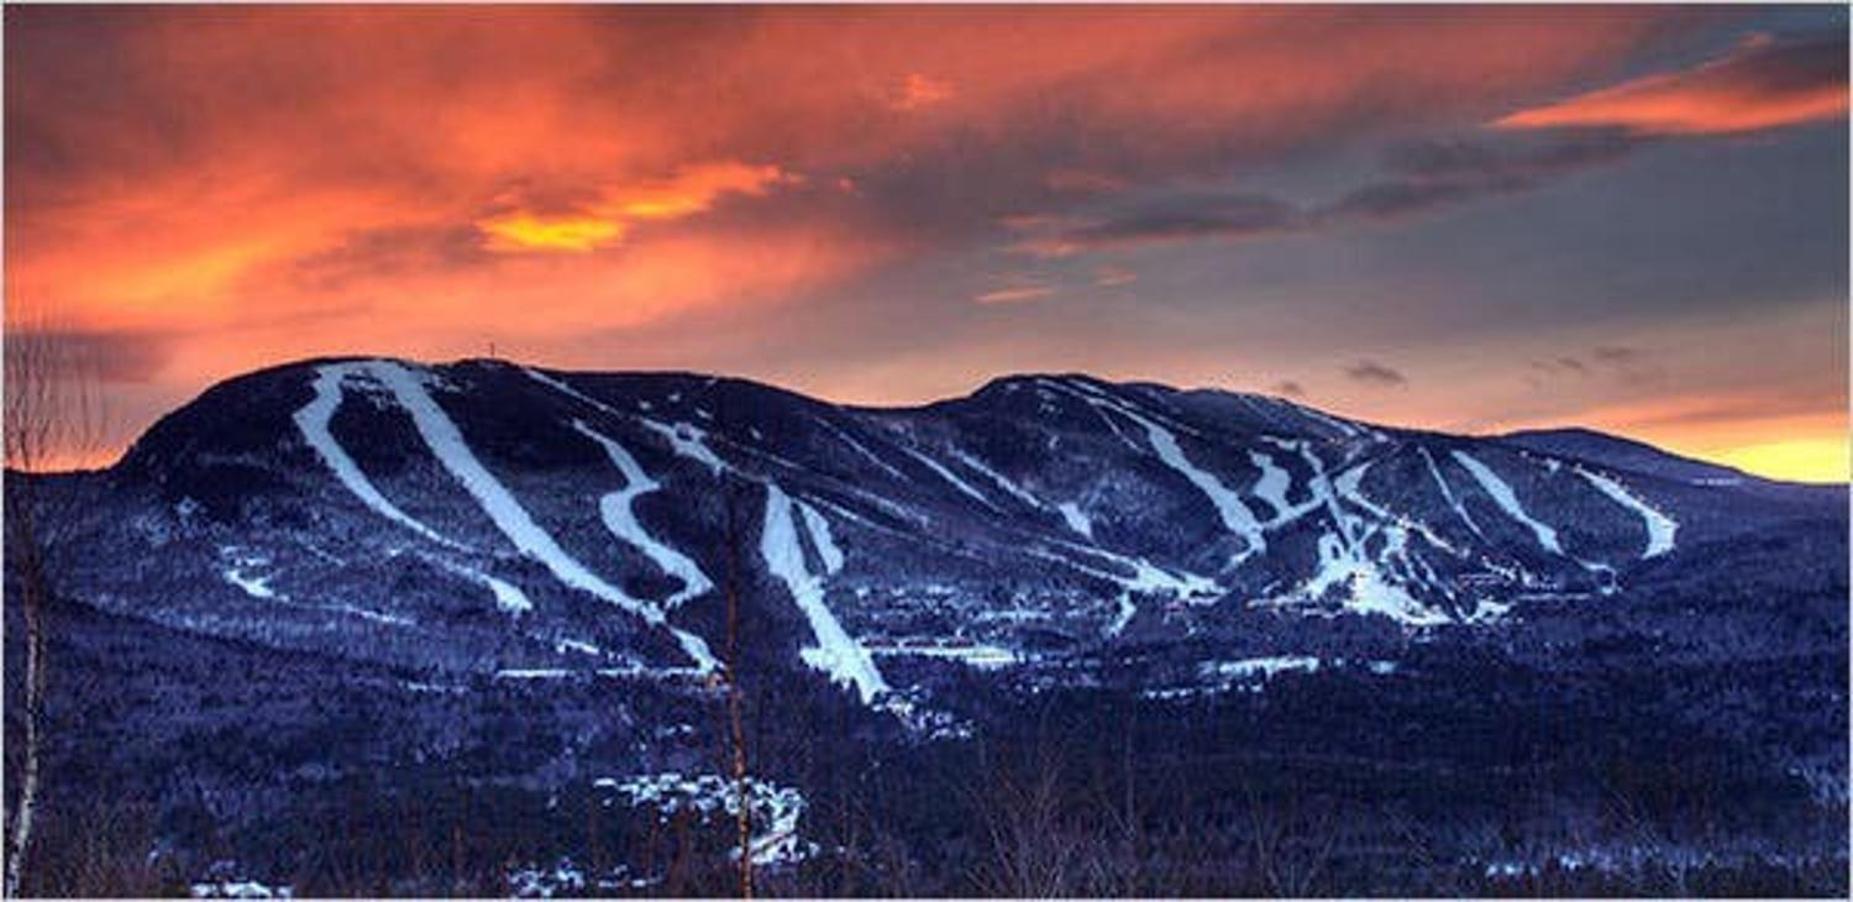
(6, 5, 1848, 481)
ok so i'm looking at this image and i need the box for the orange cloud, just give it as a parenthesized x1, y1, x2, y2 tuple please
(1496, 32, 1847, 135)
(475, 162, 792, 253)
(892, 73, 954, 111)
(478, 213, 627, 253)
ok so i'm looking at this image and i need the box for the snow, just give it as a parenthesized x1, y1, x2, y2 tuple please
(868, 642, 1021, 669)
(897, 443, 998, 510)
(1284, 399, 1365, 439)
(814, 416, 911, 482)
(1057, 501, 1093, 538)
(434, 558, 534, 615)
(190, 879, 289, 899)
(1039, 539, 1220, 601)
(1206, 656, 1320, 679)
(948, 448, 1042, 508)
(604, 773, 814, 868)
(525, 367, 735, 478)
(484, 574, 534, 614)
(367, 361, 717, 671)
(797, 501, 845, 573)
(1450, 450, 1563, 555)
(1107, 591, 1136, 635)
(522, 367, 621, 417)
(1420, 446, 1485, 538)
(294, 364, 453, 546)
(222, 567, 277, 600)
(760, 482, 889, 705)
(1121, 407, 1267, 560)
(639, 418, 730, 476)
(572, 420, 716, 609)
(1574, 467, 1678, 558)
(1248, 451, 1293, 520)
(1292, 531, 1451, 626)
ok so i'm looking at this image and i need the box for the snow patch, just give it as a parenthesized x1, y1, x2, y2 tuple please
(602, 773, 813, 868)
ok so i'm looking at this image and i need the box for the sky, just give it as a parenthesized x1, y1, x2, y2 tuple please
(5, 5, 1848, 481)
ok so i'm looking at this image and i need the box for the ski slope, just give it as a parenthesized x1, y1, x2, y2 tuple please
(369, 361, 717, 671)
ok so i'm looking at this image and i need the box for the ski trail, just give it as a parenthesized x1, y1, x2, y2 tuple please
(1573, 467, 1678, 558)
(949, 448, 1043, 508)
(1450, 450, 1563, 555)
(523, 367, 623, 417)
(814, 416, 912, 483)
(1248, 451, 1293, 520)
(896, 443, 998, 510)
(1127, 410, 1266, 559)
(369, 361, 716, 671)
(761, 483, 888, 705)
(797, 501, 846, 573)
(1421, 447, 1485, 539)
(524, 367, 735, 478)
(1046, 380, 1266, 559)
(571, 420, 716, 610)
(294, 364, 454, 547)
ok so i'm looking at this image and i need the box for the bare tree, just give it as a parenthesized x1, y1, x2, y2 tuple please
(721, 484, 754, 899)
(4, 319, 109, 896)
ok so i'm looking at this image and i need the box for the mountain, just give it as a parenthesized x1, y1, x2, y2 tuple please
(10, 356, 1847, 896)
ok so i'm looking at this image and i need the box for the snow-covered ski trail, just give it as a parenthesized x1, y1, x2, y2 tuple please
(369, 361, 717, 671)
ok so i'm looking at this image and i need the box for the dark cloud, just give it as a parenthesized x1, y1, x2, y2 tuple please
(1325, 129, 1646, 223)
(1344, 360, 1407, 387)
(1383, 130, 1641, 182)
(1271, 379, 1306, 398)
(1591, 344, 1645, 364)
(1027, 129, 1651, 252)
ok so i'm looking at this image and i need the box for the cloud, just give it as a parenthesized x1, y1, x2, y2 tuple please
(974, 283, 1055, 305)
(1325, 129, 1645, 223)
(1045, 169, 1126, 195)
(1018, 193, 1302, 256)
(1093, 266, 1137, 287)
(1495, 30, 1848, 136)
(1344, 360, 1407, 387)
(1590, 344, 1645, 364)
(477, 162, 793, 253)
(5, 5, 1771, 463)
(1018, 127, 1650, 254)
(891, 73, 954, 111)
(1271, 379, 1306, 398)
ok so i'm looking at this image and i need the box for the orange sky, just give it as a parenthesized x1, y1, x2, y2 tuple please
(6, 6, 1848, 481)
